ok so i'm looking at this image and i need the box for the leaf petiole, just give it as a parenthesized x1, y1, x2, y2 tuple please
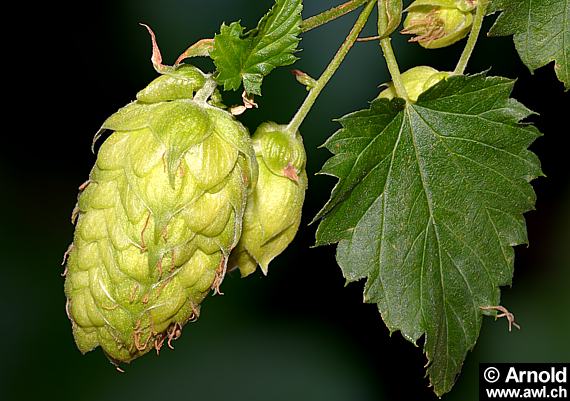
(454, 0, 489, 75)
(301, 0, 370, 32)
(376, 0, 407, 100)
(379, 39, 408, 100)
(286, 0, 376, 135)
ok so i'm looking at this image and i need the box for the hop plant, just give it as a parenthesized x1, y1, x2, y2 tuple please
(58, 0, 562, 396)
(401, 0, 477, 48)
(229, 122, 307, 277)
(63, 64, 257, 364)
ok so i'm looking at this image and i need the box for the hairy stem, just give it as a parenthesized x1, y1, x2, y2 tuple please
(454, 0, 489, 75)
(287, 0, 376, 134)
(379, 38, 408, 100)
(377, 0, 407, 100)
(301, 0, 369, 32)
(193, 76, 218, 104)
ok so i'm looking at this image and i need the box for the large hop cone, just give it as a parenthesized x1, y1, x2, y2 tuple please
(230, 122, 307, 277)
(64, 65, 257, 363)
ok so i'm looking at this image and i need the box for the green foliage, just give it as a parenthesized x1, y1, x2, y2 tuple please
(211, 0, 303, 95)
(488, 0, 570, 90)
(315, 74, 542, 395)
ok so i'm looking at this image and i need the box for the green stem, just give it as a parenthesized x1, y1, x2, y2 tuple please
(379, 38, 408, 100)
(301, 0, 369, 33)
(193, 76, 218, 104)
(287, 0, 376, 134)
(453, 0, 489, 75)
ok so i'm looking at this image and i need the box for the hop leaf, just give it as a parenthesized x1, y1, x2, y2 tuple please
(64, 66, 256, 363)
(211, 0, 303, 95)
(488, 0, 570, 90)
(315, 73, 542, 395)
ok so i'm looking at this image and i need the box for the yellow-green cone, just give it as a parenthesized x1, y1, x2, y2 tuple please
(378, 65, 450, 102)
(229, 122, 307, 277)
(64, 65, 257, 363)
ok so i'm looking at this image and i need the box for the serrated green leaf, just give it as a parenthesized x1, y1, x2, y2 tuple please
(488, 0, 570, 90)
(211, 0, 302, 95)
(315, 74, 542, 396)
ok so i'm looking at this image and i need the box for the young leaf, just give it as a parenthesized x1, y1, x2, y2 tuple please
(315, 74, 542, 396)
(211, 0, 303, 95)
(488, 0, 570, 90)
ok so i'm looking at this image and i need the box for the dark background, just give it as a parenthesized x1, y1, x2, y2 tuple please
(3, 1, 569, 400)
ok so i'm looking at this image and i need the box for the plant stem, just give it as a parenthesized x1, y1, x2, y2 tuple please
(301, 0, 369, 33)
(193, 76, 218, 104)
(287, 0, 376, 134)
(453, 0, 489, 75)
(377, 0, 407, 100)
(379, 38, 408, 100)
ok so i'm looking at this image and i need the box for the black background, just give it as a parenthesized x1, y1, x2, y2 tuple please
(2, 1, 569, 400)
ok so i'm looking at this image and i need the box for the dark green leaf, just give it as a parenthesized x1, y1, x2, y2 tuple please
(315, 74, 542, 396)
(211, 0, 303, 95)
(488, 0, 570, 90)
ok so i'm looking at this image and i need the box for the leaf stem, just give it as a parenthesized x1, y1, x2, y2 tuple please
(453, 0, 489, 75)
(379, 39, 408, 100)
(301, 0, 369, 32)
(376, 0, 407, 99)
(287, 0, 376, 134)
(193, 76, 218, 104)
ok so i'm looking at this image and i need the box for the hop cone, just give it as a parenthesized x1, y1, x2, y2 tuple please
(230, 122, 307, 277)
(64, 65, 257, 363)
(378, 65, 450, 102)
(402, 0, 476, 49)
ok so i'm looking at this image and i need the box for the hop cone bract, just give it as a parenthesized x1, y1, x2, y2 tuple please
(64, 65, 257, 363)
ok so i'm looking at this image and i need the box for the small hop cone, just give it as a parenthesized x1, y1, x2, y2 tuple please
(402, 0, 477, 49)
(64, 65, 257, 363)
(378, 65, 450, 102)
(229, 122, 307, 277)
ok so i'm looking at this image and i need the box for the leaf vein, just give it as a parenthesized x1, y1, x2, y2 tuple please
(407, 107, 450, 385)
